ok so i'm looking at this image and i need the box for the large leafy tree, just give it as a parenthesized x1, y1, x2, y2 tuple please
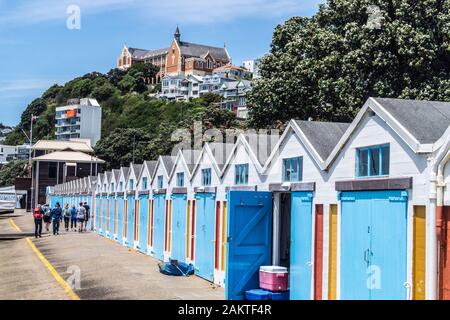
(248, 0, 450, 127)
(0, 161, 29, 187)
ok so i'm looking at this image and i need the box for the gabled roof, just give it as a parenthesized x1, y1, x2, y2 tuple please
(111, 169, 121, 184)
(125, 163, 142, 185)
(293, 120, 351, 161)
(102, 171, 112, 187)
(32, 139, 93, 153)
(161, 156, 176, 176)
(32, 151, 104, 163)
(97, 173, 104, 187)
(263, 119, 350, 173)
(243, 133, 280, 167)
(325, 98, 450, 168)
(128, 47, 168, 60)
(372, 98, 450, 144)
(136, 160, 158, 186)
(179, 41, 230, 62)
(169, 149, 202, 180)
(119, 167, 129, 182)
(208, 143, 235, 172)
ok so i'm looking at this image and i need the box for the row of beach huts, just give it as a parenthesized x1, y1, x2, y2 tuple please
(48, 97, 450, 300)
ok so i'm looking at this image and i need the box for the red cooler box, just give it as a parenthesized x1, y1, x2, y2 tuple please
(259, 266, 288, 292)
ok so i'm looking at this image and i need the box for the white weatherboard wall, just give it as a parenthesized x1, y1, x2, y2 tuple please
(324, 113, 432, 300)
(220, 143, 269, 195)
(264, 112, 433, 299)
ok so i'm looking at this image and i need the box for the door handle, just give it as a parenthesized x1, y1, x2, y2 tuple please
(306, 261, 313, 267)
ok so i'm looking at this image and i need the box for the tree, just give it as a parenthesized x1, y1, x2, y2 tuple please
(0, 161, 28, 187)
(94, 128, 155, 170)
(248, 0, 450, 128)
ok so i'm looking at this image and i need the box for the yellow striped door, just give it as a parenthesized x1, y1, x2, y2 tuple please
(413, 206, 426, 300)
(328, 204, 337, 300)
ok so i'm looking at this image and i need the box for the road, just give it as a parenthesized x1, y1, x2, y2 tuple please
(0, 210, 224, 300)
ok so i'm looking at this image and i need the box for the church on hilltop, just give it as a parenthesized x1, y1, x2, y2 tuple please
(117, 27, 232, 84)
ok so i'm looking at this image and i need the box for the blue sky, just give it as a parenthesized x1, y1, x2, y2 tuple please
(0, 0, 323, 126)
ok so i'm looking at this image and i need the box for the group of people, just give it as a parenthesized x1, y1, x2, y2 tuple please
(32, 202, 90, 238)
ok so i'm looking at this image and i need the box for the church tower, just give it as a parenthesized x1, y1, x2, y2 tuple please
(174, 26, 181, 42)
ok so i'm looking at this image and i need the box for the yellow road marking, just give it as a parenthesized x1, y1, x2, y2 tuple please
(9, 218, 21, 232)
(10, 218, 81, 300)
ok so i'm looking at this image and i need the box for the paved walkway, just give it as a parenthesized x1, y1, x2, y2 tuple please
(0, 210, 224, 300)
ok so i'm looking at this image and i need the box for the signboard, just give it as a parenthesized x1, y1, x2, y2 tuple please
(0, 186, 16, 212)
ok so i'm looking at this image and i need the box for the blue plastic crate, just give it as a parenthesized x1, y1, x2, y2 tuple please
(245, 289, 271, 300)
(271, 291, 290, 300)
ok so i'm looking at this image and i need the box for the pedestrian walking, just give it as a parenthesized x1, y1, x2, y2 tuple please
(42, 204, 51, 232)
(76, 202, 86, 233)
(50, 202, 62, 235)
(70, 204, 77, 231)
(63, 203, 71, 231)
(33, 205, 44, 238)
(83, 202, 90, 232)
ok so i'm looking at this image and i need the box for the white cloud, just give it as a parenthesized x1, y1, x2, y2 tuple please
(0, 79, 57, 94)
(0, 0, 322, 26)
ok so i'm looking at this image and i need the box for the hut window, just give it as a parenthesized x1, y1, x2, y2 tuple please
(283, 157, 303, 182)
(235, 164, 249, 185)
(111, 183, 115, 192)
(202, 168, 212, 186)
(157, 175, 163, 189)
(119, 181, 123, 191)
(142, 177, 148, 190)
(357, 144, 390, 177)
(129, 179, 134, 190)
(177, 172, 185, 187)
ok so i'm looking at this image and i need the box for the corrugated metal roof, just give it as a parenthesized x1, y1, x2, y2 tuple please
(32, 140, 93, 153)
(32, 151, 104, 163)
(374, 98, 450, 144)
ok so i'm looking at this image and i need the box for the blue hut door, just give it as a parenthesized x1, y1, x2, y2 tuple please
(138, 194, 149, 253)
(290, 191, 314, 300)
(194, 193, 216, 282)
(152, 194, 166, 260)
(369, 191, 408, 300)
(95, 196, 100, 232)
(225, 191, 273, 300)
(171, 194, 187, 262)
(340, 191, 408, 300)
(117, 196, 124, 243)
(340, 192, 372, 300)
(102, 196, 107, 236)
(109, 197, 115, 239)
(126, 195, 135, 247)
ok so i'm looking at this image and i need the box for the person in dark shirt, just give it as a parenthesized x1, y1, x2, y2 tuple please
(70, 204, 77, 231)
(83, 202, 90, 232)
(50, 202, 63, 235)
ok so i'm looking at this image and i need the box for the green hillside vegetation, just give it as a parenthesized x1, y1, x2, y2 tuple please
(5, 63, 242, 170)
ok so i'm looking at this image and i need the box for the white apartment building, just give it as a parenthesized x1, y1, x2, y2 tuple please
(55, 98, 102, 146)
(0, 144, 30, 164)
(243, 59, 261, 79)
(160, 75, 203, 100)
